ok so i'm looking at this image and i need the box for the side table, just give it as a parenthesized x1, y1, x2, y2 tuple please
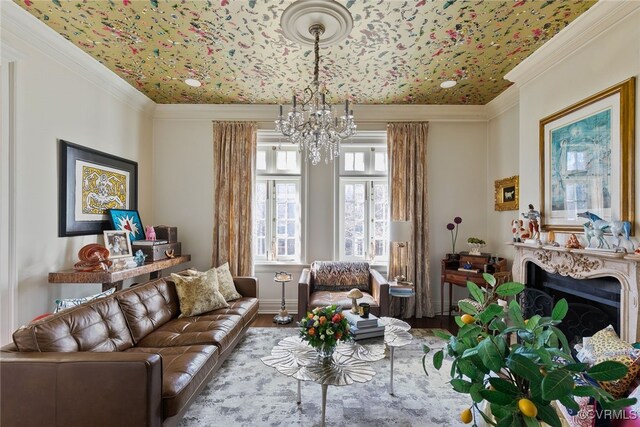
(273, 271, 293, 324)
(379, 317, 413, 395)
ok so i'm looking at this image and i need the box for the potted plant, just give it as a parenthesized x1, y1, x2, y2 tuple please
(423, 273, 635, 426)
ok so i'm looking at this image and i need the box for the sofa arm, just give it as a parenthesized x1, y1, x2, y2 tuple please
(1, 351, 163, 427)
(298, 268, 312, 317)
(370, 269, 390, 317)
(234, 276, 258, 298)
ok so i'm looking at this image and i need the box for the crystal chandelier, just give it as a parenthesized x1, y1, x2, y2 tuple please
(275, 1, 357, 165)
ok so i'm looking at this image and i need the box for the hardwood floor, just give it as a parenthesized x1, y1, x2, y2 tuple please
(250, 313, 459, 333)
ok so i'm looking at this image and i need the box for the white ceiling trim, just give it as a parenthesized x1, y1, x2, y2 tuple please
(153, 103, 488, 122)
(1, 1, 155, 116)
(505, 1, 640, 87)
(485, 85, 519, 120)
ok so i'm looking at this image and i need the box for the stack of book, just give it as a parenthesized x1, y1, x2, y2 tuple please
(389, 282, 415, 297)
(344, 311, 385, 340)
(133, 239, 168, 245)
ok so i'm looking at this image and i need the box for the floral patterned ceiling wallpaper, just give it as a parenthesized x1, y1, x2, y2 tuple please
(16, 0, 595, 105)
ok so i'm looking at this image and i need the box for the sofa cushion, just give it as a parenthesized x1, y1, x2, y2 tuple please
(54, 287, 116, 313)
(115, 278, 180, 343)
(215, 263, 243, 301)
(136, 314, 244, 353)
(13, 297, 134, 352)
(309, 291, 377, 311)
(125, 345, 218, 418)
(211, 297, 259, 327)
(311, 261, 370, 292)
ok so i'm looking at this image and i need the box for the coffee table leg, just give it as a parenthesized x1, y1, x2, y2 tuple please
(297, 380, 301, 404)
(321, 384, 328, 427)
(390, 346, 395, 395)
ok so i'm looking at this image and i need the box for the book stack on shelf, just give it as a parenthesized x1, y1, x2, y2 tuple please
(344, 310, 385, 340)
(389, 282, 415, 297)
(133, 240, 168, 246)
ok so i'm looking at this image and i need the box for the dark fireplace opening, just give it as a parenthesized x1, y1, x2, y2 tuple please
(522, 262, 621, 346)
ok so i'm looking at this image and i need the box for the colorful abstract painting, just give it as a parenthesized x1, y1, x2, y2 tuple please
(76, 162, 129, 220)
(107, 209, 145, 241)
(14, 0, 595, 105)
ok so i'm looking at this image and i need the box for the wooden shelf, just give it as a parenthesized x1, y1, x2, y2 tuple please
(49, 255, 191, 291)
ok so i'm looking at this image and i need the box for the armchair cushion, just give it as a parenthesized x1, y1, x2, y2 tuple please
(311, 261, 370, 292)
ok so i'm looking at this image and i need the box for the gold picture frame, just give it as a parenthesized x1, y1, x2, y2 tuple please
(494, 175, 519, 211)
(539, 77, 635, 233)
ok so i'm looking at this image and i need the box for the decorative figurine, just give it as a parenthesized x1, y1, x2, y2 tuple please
(133, 250, 147, 266)
(565, 234, 582, 249)
(521, 204, 541, 242)
(347, 288, 364, 313)
(511, 219, 530, 243)
(145, 225, 157, 241)
(577, 211, 633, 251)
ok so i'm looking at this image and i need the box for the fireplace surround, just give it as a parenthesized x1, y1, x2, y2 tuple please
(512, 243, 640, 342)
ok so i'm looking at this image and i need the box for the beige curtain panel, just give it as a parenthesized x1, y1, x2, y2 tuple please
(387, 122, 432, 318)
(212, 121, 257, 277)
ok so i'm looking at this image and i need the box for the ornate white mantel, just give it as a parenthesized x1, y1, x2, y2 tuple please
(512, 243, 640, 342)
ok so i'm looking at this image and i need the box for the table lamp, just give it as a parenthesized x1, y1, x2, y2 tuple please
(390, 220, 412, 282)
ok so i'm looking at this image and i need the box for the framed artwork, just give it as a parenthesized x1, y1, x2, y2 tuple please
(107, 209, 145, 242)
(103, 230, 133, 259)
(539, 77, 635, 232)
(494, 175, 519, 211)
(59, 140, 138, 237)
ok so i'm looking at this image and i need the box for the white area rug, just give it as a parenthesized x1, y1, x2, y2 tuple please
(178, 327, 466, 427)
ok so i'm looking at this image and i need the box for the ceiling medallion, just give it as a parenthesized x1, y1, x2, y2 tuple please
(275, 0, 357, 165)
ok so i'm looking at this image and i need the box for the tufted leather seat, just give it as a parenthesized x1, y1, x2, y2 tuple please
(1, 273, 259, 427)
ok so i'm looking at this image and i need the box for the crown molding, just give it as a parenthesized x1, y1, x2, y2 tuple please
(485, 85, 519, 120)
(1, 1, 155, 116)
(153, 103, 488, 122)
(505, 1, 640, 87)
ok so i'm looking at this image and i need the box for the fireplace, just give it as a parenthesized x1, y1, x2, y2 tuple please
(512, 243, 640, 343)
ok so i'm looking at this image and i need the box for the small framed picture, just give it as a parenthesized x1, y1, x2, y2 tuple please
(106, 209, 145, 242)
(494, 175, 519, 211)
(103, 230, 133, 259)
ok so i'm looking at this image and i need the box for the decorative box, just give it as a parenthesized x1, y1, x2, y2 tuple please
(154, 226, 178, 243)
(132, 242, 181, 262)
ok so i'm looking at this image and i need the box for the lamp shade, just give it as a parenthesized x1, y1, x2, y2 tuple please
(390, 221, 412, 243)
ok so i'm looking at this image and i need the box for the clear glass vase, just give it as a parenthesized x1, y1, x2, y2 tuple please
(316, 344, 336, 362)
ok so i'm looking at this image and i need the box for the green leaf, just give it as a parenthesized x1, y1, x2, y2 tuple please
(469, 382, 484, 403)
(483, 272, 497, 287)
(478, 337, 503, 372)
(494, 413, 514, 427)
(489, 318, 507, 332)
(478, 304, 505, 324)
(458, 300, 479, 315)
(456, 358, 482, 381)
(587, 360, 629, 381)
(422, 344, 431, 354)
(467, 281, 485, 304)
(563, 362, 587, 372)
(506, 354, 543, 382)
(522, 415, 539, 427)
(536, 403, 562, 427)
(433, 349, 444, 370)
(459, 323, 483, 339)
(542, 369, 575, 400)
(479, 389, 514, 405)
(600, 397, 638, 410)
(488, 377, 519, 395)
(573, 386, 600, 397)
(525, 315, 541, 331)
(558, 395, 579, 411)
(535, 348, 552, 366)
(434, 330, 452, 340)
(454, 316, 465, 327)
(551, 298, 568, 321)
(549, 326, 571, 354)
(450, 378, 472, 393)
(517, 330, 535, 343)
(496, 282, 525, 297)
(422, 354, 429, 376)
(508, 299, 525, 327)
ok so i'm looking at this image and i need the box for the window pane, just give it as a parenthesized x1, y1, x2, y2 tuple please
(254, 182, 268, 257)
(374, 152, 387, 172)
(344, 152, 354, 171)
(354, 152, 365, 171)
(257, 150, 267, 171)
(343, 182, 366, 258)
(372, 182, 389, 259)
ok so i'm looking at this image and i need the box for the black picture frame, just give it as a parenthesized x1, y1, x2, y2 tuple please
(58, 140, 138, 237)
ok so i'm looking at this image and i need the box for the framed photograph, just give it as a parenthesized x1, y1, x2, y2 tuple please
(107, 209, 145, 242)
(539, 78, 635, 232)
(494, 175, 519, 211)
(59, 140, 138, 237)
(103, 230, 133, 259)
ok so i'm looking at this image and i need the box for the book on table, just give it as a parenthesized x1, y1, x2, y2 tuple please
(351, 324, 385, 340)
(132, 240, 168, 246)
(343, 310, 378, 329)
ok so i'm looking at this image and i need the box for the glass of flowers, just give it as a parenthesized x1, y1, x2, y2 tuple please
(299, 304, 352, 360)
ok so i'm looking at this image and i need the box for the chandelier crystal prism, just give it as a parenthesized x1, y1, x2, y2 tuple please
(275, 3, 356, 165)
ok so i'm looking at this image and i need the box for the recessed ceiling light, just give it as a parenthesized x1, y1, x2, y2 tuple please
(440, 80, 457, 89)
(185, 78, 202, 87)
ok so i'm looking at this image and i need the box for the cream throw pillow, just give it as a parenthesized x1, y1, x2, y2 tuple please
(171, 272, 228, 317)
(215, 262, 242, 302)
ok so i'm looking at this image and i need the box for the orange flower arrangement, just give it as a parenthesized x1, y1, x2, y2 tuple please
(299, 304, 352, 349)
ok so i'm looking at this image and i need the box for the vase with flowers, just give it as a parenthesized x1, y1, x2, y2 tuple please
(423, 273, 634, 426)
(446, 216, 463, 260)
(299, 304, 352, 361)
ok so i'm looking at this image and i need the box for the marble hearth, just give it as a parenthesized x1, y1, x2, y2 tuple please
(512, 243, 640, 342)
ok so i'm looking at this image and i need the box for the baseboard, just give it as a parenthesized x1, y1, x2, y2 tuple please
(258, 298, 298, 315)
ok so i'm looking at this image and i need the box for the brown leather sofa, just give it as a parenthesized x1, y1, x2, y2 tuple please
(0, 274, 259, 427)
(298, 261, 389, 317)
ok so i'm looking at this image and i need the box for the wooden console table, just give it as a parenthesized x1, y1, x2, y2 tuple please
(441, 253, 507, 316)
(49, 255, 191, 292)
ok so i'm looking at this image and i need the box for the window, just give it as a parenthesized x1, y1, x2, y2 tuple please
(338, 144, 389, 262)
(254, 143, 302, 262)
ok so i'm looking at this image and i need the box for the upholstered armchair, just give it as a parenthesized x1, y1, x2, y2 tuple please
(298, 261, 389, 318)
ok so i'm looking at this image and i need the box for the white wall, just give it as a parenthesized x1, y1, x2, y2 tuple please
(1, 5, 155, 342)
